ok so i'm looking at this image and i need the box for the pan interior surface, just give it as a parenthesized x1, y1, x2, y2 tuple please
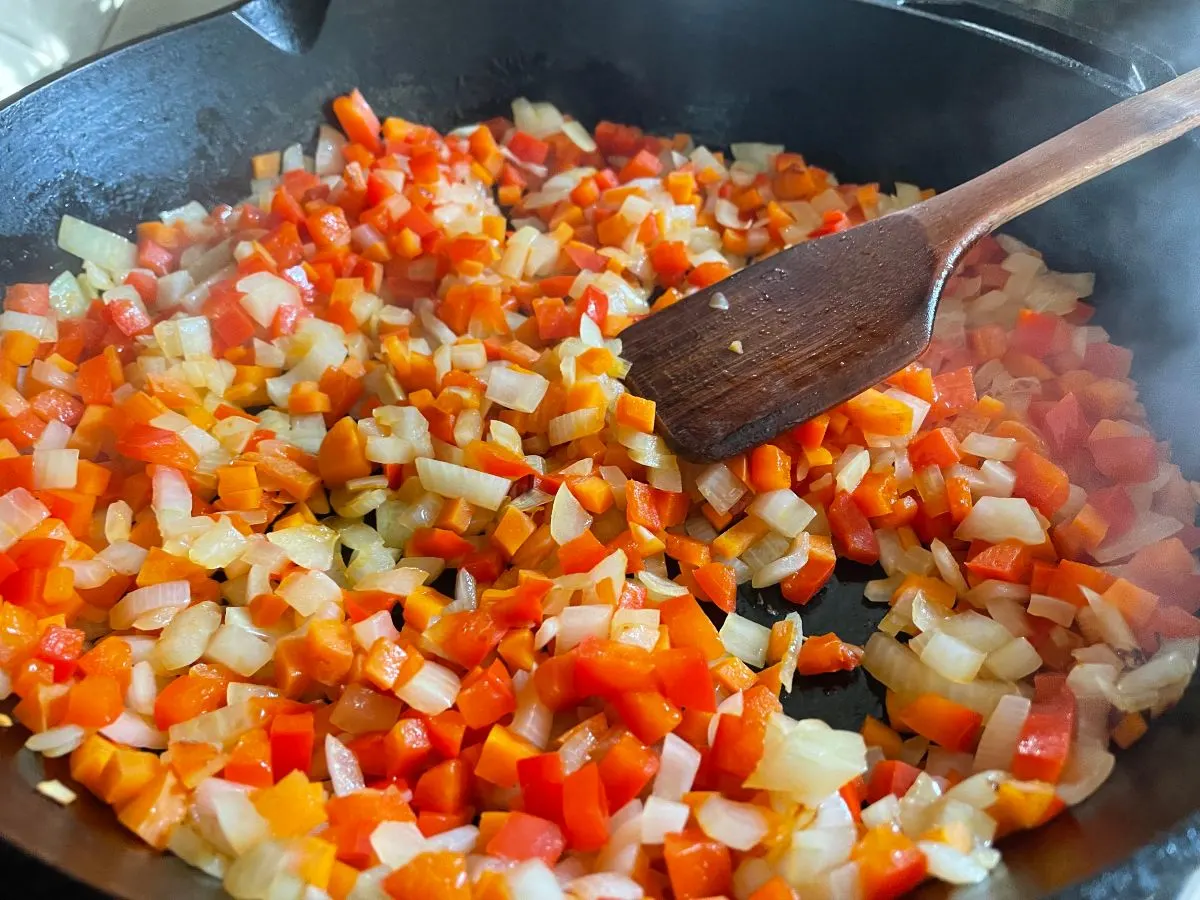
(0, 1, 1198, 898)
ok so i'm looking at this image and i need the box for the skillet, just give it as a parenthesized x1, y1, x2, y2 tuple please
(1, 1, 1200, 896)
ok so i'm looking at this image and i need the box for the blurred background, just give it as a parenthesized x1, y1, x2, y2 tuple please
(2, 0, 1198, 104)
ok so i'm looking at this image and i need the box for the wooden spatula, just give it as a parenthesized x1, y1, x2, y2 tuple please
(621, 68, 1200, 462)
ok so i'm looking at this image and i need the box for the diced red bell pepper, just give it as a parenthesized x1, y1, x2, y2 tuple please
(561, 762, 609, 851)
(1011, 675, 1075, 783)
(517, 753, 565, 825)
(486, 811, 565, 865)
(34, 625, 85, 682)
(269, 711, 314, 779)
(829, 492, 880, 564)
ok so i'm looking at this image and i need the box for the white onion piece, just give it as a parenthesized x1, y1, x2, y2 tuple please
(97, 540, 149, 576)
(204, 625, 273, 678)
(100, 712, 167, 750)
(486, 367, 550, 413)
(549, 482, 591, 545)
(719, 613, 771, 667)
(695, 463, 746, 515)
(0, 487, 49, 550)
(25, 724, 85, 758)
(354, 567, 429, 595)
(636, 569, 688, 601)
(325, 734, 366, 797)
(352, 611, 400, 651)
(1028, 593, 1077, 627)
(211, 790, 271, 856)
(640, 796, 690, 844)
(416, 457, 510, 511)
(370, 821, 427, 870)
(696, 795, 768, 850)
(556, 606, 613, 652)
(752, 534, 811, 588)
(426, 825, 479, 854)
(652, 734, 701, 802)
(567, 874, 642, 900)
(395, 661, 460, 715)
(745, 715, 867, 807)
(961, 432, 1019, 461)
(110, 580, 190, 630)
(921, 631, 986, 683)
(153, 600, 223, 672)
(58, 215, 137, 271)
(919, 841, 991, 885)
(984, 637, 1042, 681)
(972, 694, 1031, 772)
(941, 611, 1014, 653)
(1056, 746, 1116, 806)
(955, 497, 1045, 545)
(1081, 586, 1137, 651)
(504, 860, 564, 899)
(930, 539, 970, 595)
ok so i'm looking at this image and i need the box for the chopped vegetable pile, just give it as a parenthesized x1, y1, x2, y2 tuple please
(0, 89, 1197, 900)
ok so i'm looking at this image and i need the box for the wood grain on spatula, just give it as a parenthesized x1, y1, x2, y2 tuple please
(623, 67, 1200, 462)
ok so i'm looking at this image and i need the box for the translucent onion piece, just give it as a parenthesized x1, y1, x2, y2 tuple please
(719, 613, 772, 667)
(972, 694, 1031, 772)
(110, 580, 191, 630)
(745, 714, 867, 807)
(549, 482, 591, 545)
(417, 457, 511, 511)
(752, 534, 811, 588)
(652, 734, 701, 802)
(395, 660, 461, 715)
(696, 795, 769, 850)
(25, 724, 85, 758)
(325, 733, 366, 797)
(954, 497, 1045, 545)
(152, 600, 223, 672)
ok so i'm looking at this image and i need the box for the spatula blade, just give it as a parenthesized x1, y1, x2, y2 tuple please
(621, 212, 943, 462)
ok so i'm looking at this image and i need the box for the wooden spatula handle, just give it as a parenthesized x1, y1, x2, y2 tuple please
(915, 67, 1200, 258)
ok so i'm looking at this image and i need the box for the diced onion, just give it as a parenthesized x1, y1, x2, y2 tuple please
(1028, 593, 1077, 626)
(100, 712, 167, 750)
(110, 580, 190, 630)
(696, 795, 769, 850)
(204, 624, 273, 678)
(549, 482, 591, 544)
(325, 733, 366, 797)
(695, 463, 746, 515)
(652, 733, 701, 801)
(747, 490, 815, 538)
(752, 533, 811, 588)
(955, 497, 1045, 545)
(58, 215, 137, 271)
(395, 661, 460, 715)
(745, 714, 867, 807)
(984, 637, 1042, 681)
(972, 694, 1031, 772)
(920, 631, 986, 683)
(486, 366, 550, 413)
(719, 613, 771, 667)
(25, 724, 85, 758)
(417, 457, 511, 511)
(152, 600, 223, 672)
(641, 796, 690, 844)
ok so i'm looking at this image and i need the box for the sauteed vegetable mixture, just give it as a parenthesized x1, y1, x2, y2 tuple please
(1, 90, 1197, 900)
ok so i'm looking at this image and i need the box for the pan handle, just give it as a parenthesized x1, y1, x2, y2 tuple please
(233, 0, 331, 54)
(893, 0, 1178, 94)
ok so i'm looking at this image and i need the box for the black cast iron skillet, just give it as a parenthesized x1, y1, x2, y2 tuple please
(2, 0, 1200, 896)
